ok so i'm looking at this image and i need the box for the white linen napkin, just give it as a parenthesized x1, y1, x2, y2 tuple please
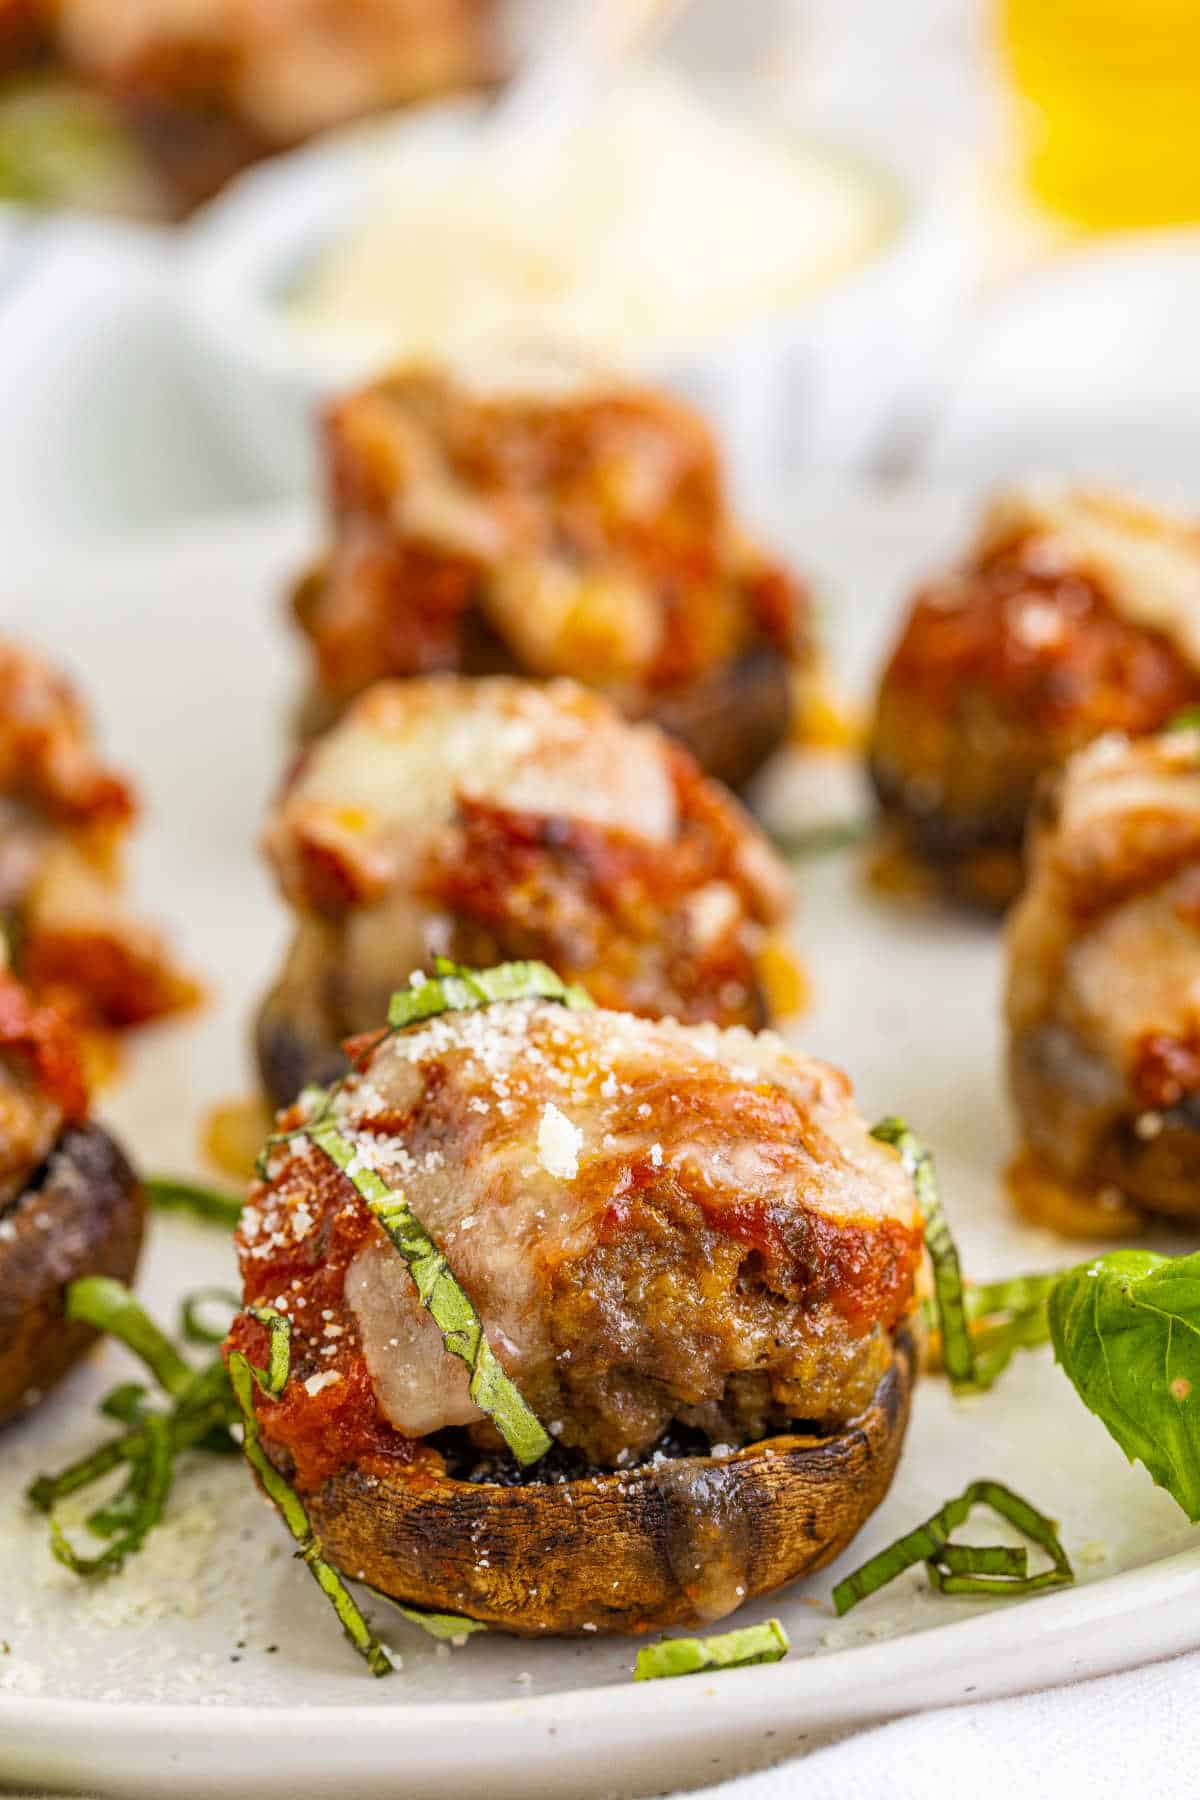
(683, 1647, 1200, 1800)
(0, 218, 270, 551)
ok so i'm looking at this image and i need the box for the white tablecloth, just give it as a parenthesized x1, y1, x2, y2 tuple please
(687, 1648, 1200, 1799)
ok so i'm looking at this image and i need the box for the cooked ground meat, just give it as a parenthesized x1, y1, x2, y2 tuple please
(0, 634, 197, 1037)
(870, 486, 1200, 909)
(256, 675, 793, 1105)
(290, 357, 812, 784)
(1006, 727, 1200, 1222)
(230, 996, 922, 1487)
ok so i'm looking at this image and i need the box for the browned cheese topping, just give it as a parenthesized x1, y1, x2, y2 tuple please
(259, 676, 793, 1106)
(233, 999, 922, 1486)
(293, 360, 810, 728)
(1007, 727, 1200, 1215)
(870, 486, 1200, 904)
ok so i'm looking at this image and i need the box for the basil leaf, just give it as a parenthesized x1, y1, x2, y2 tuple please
(1049, 1249, 1200, 1521)
(634, 1620, 789, 1680)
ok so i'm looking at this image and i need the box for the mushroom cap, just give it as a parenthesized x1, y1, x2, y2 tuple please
(304, 1327, 914, 1637)
(0, 1123, 143, 1428)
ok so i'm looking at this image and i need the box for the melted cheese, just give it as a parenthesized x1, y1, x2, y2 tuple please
(268, 675, 679, 910)
(1050, 729, 1200, 877)
(1007, 728, 1200, 1068)
(979, 485, 1200, 670)
(338, 999, 916, 1440)
(1066, 873, 1200, 1073)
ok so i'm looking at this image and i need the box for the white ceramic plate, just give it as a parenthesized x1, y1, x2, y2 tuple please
(3, 492, 1199, 1800)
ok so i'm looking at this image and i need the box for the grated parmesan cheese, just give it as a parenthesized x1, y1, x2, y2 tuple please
(536, 1103, 583, 1180)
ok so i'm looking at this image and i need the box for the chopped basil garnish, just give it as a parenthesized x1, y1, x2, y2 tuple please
(226, 1308, 391, 1677)
(48, 1412, 174, 1577)
(66, 1275, 193, 1398)
(388, 956, 592, 1030)
(832, 1479, 1073, 1615)
(260, 961, 573, 1467)
(179, 1288, 241, 1346)
(363, 1587, 487, 1642)
(775, 819, 869, 861)
(871, 1118, 977, 1392)
(145, 1176, 243, 1231)
(309, 1122, 551, 1467)
(634, 1619, 789, 1680)
(921, 1270, 1061, 1390)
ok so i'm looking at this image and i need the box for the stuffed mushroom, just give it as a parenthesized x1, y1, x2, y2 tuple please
(0, 969, 142, 1426)
(44, 0, 495, 211)
(228, 979, 921, 1634)
(256, 674, 794, 1107)
(0, 633, 197, 1046)
(290, 356, 814, 789)
(870, 486, 1200, 909)
(1007, 725, 1200, 1231)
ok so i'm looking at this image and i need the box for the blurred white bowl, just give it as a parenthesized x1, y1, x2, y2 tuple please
(180, 98, 967, 504)
(924, 233, 1200, 496)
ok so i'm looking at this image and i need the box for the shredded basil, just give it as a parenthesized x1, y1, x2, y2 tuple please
(832, 1479, 1074, 1615)
(871, 1118, 977, 1391)
(775, 819, 870, 861)
(179, 1288, 241, 1346)
(309, 1122, 551, 1467)
(363, 1587, 487, 1642)
(145, 1176, 243, 1231)
(634, 1619, 790, 1680)
(389, 956, 593, 1030)
(226, 1309, 391, 1677)
(49, 1413, 174, 1576)
(259, 961, 577, 1466)
(29, 1283, 239, 1525)
(98, 1381, 149, 1424)
(66, 1275, 193, 1398)
(921, 1270, 1061, 1390)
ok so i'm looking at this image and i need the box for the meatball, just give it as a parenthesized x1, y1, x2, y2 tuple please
(0, 971, 142, 1425)
(47, 0, 495, 210)
(256, 675, 794, 1106)
(1006, 726, 1200, 1227)
(0, 634, 197, 1039)
(291, 356, 813, 788)
(870, 486, 1200, 909)
(232, 993, 922, 1488)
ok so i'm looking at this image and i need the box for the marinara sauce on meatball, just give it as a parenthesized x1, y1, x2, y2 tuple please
(256, 675, 794, 1106)
(0, 634, 197, 1040)
(870, 486, 1200, 909)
